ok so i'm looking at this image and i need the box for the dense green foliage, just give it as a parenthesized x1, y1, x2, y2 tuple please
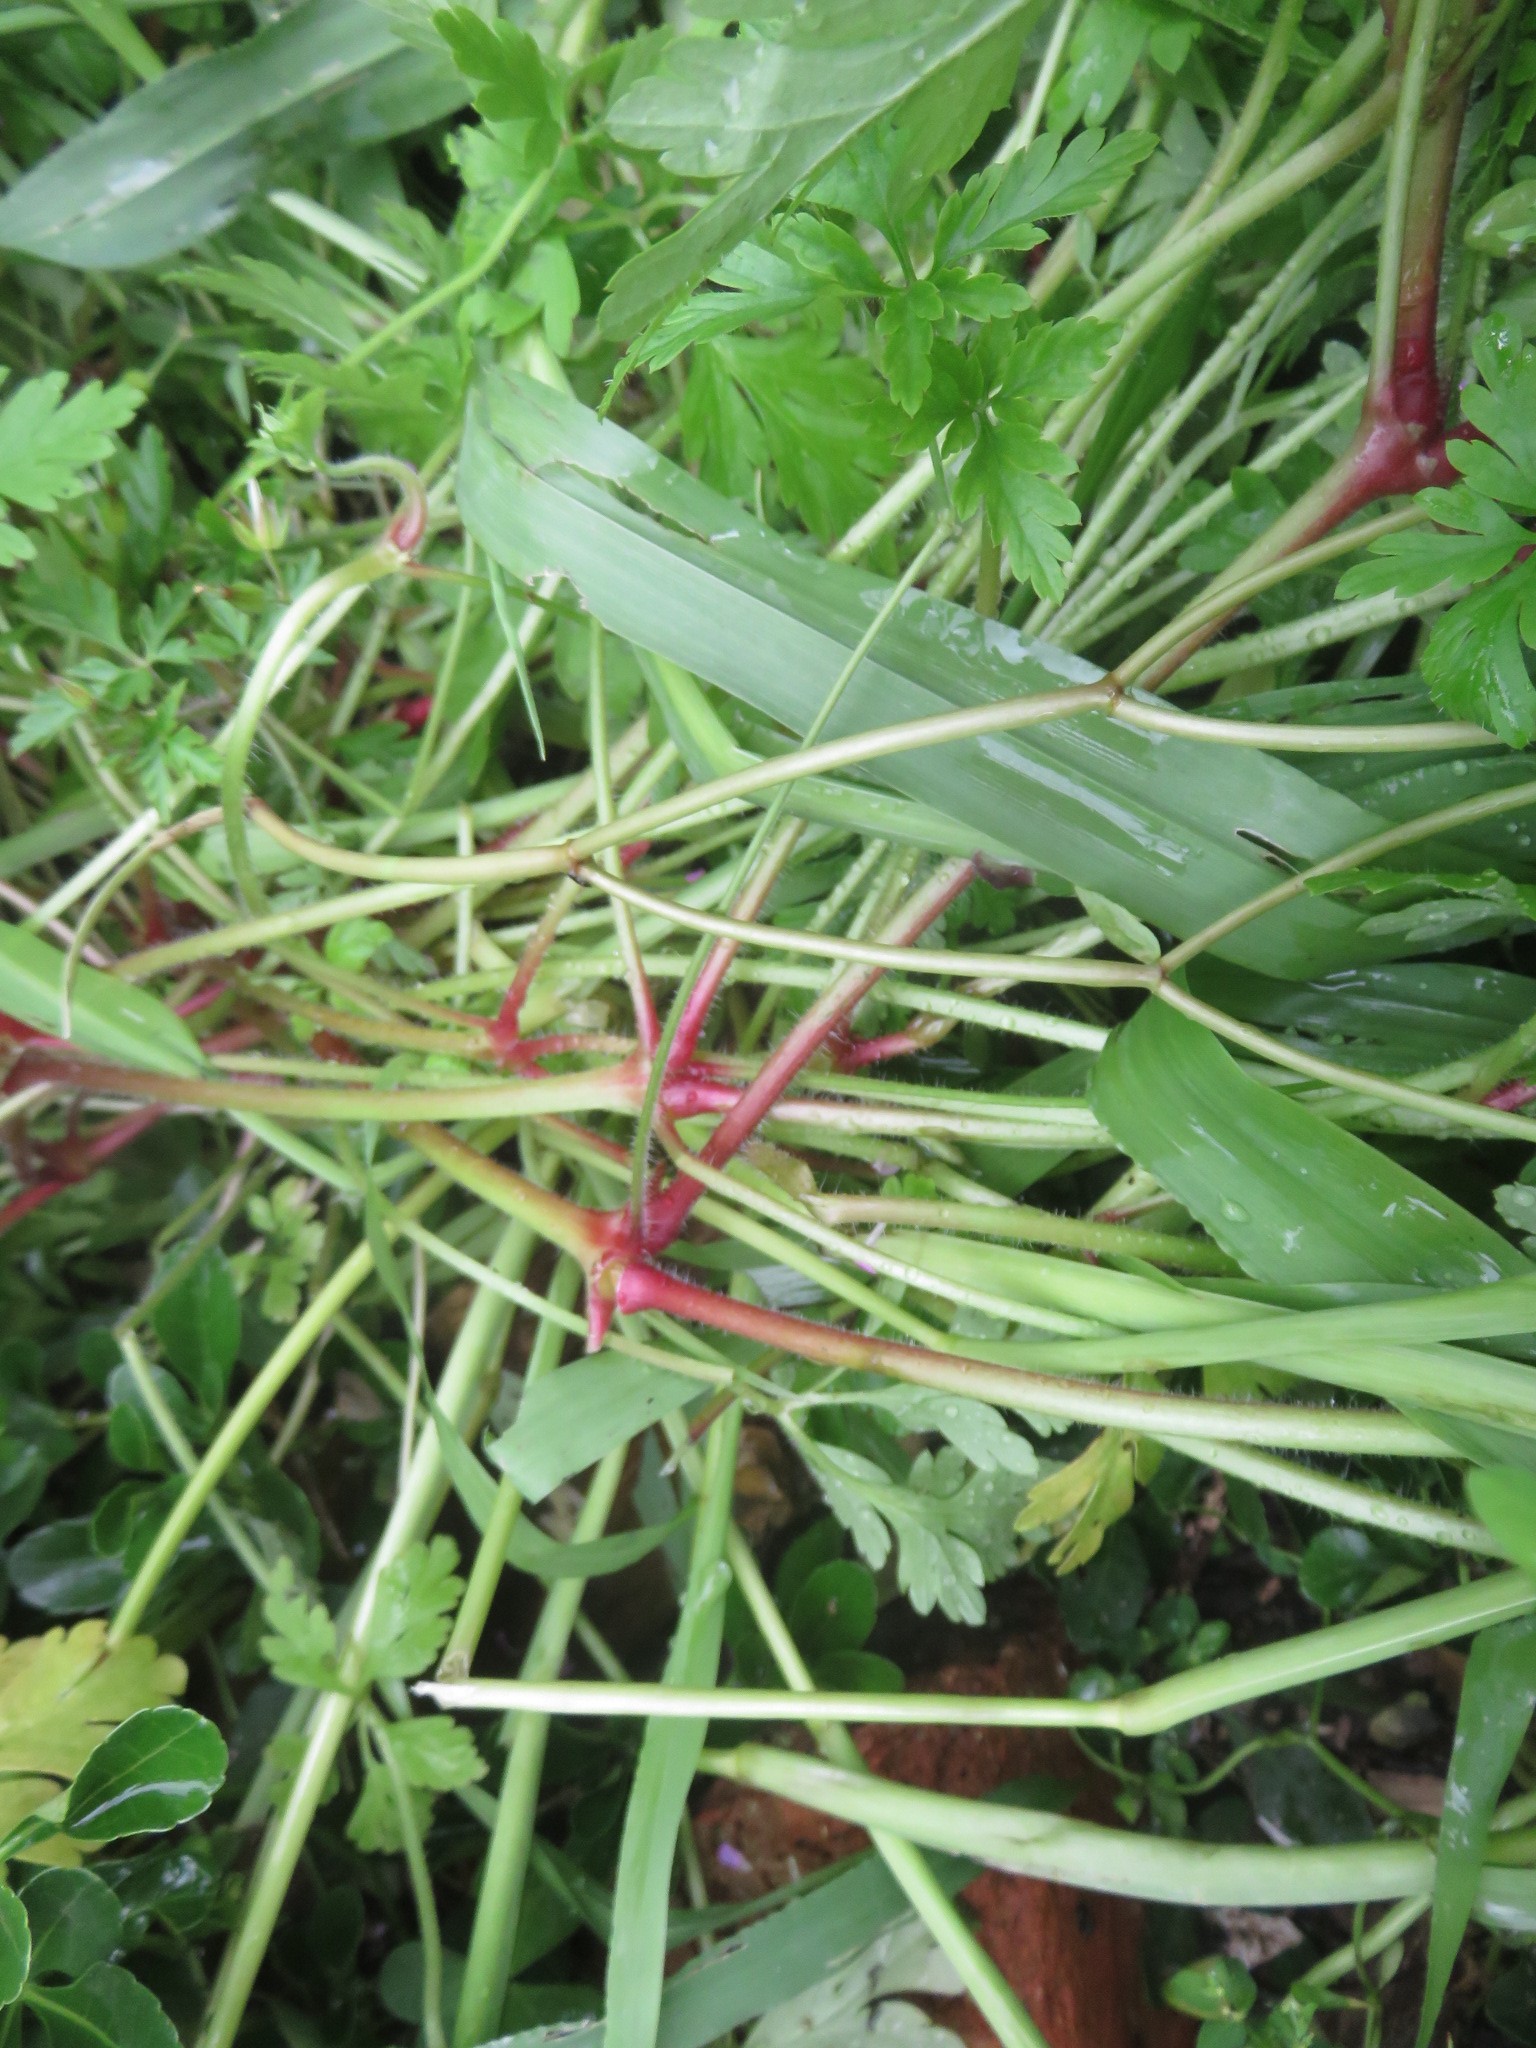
(4, 1, 1536, 2044)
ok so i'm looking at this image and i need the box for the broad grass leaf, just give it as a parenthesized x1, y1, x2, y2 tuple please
(1468, 1467, 1536, 1576)
(1419, 1617, 1536, 2046)
(603, 1411, 740, 2048)
(0, 1887, 28, 2007)
(459, 372, 1394, 979)
(0, 0, 465, 270)
(0, 927, 202, 1077)
(744, 1917, 965, 2044)
(63, 1706, 227, 1843)
(1091, 1001, 1526, 1287)
(487, 1356, 701, 1501)
(1188, 958, 1536, 1075)
(484, 1851, 973, 2048)
(600, 0, 1034, 338)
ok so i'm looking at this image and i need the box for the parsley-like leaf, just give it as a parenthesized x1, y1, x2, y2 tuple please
(385, 1714, 487, 1792)
(361, 1537, 463, 1683)
(260, 1559, 341, 1691)
(0, 371, 142, 568)
(935, 126, 1157, 264)
(954, 419, 1079, 604)
(433, 8, 562, 170)
(1339, 323, 1536, 742)
(876, 281, 944, 413)
(1421, 566, 1536, 747)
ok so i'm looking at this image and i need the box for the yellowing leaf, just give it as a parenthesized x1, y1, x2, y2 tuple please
(0, 1622, 185, 1858)
(1016, 1429, 1139, 1572)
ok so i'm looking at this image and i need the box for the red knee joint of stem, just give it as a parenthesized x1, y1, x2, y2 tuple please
(1483, 1079, 1536, 1113)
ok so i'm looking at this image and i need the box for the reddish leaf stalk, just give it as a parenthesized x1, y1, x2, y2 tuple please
(639, 858, 975, 1253)
(1139, 3, 1484, 693)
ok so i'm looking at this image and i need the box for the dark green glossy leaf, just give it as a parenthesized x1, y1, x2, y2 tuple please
(0, 926, 202, 1077)
(64, 1706, 228, 1842)
(1420, 1617, 1536, 2046)
(23, 1961, 179, 2048)
(7, 1521, 127, 1617)
(1092, 1000, 1527, 1287)
(18, 1870, 123, 1982)
(459, 371, 1396, 978)
(0, 0, 465, 270)
(0, 1886, 29, 2008)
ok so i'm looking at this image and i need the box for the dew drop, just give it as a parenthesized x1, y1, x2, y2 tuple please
(1220, 1199, 1250, 1224)
(1452, 759, 1469, 776)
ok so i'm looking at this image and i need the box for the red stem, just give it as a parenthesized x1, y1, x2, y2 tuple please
(640, 860, 974, 1252)
(1139, 4, 1483, 693)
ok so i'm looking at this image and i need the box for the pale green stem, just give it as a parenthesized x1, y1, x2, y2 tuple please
(451, 1443, 628, 2048)
(1060, 373, 1368, 643)
(109, 1168, 448, 1650)
(588, 622, 655, 1053)
(342, 169, 554, 371)
(1094, 84, 1399, 329)
(220, 543, 406, 915)
(1157, 1435, 1496, 1554)
(59, 807, 223, 1040)
(370, 1711, 450, 2048)
(421, 1572, 1535, 1742)
(692, 1745, 1536, 1917)
(116, 1331, 275, 1591)
(1162, 580, 1466, 689)
(25, 803, 159, 933)
(438, 1254, 583, 1678)
(1303, 1892, 1430, 1990)
(197, 1221, 532, 2048)
(805, 1194, 1232, 1272)
(1161, 776, 1536, 972)
(1001, 0, 1082, 157)
(721, 1529, 1049, 2048)
(575, 862, 1150, 987)
(1113, 507, 1426, 688)
(603, 1403, 744, 2048)
(1047, 166, 1378, 616)
(1158, 981, 1536, 1144)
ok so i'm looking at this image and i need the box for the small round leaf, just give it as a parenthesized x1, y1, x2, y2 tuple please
(64, 1706, 227, 1844)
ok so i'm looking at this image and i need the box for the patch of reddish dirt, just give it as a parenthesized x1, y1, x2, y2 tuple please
(694, 1638, 1193, 2048)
